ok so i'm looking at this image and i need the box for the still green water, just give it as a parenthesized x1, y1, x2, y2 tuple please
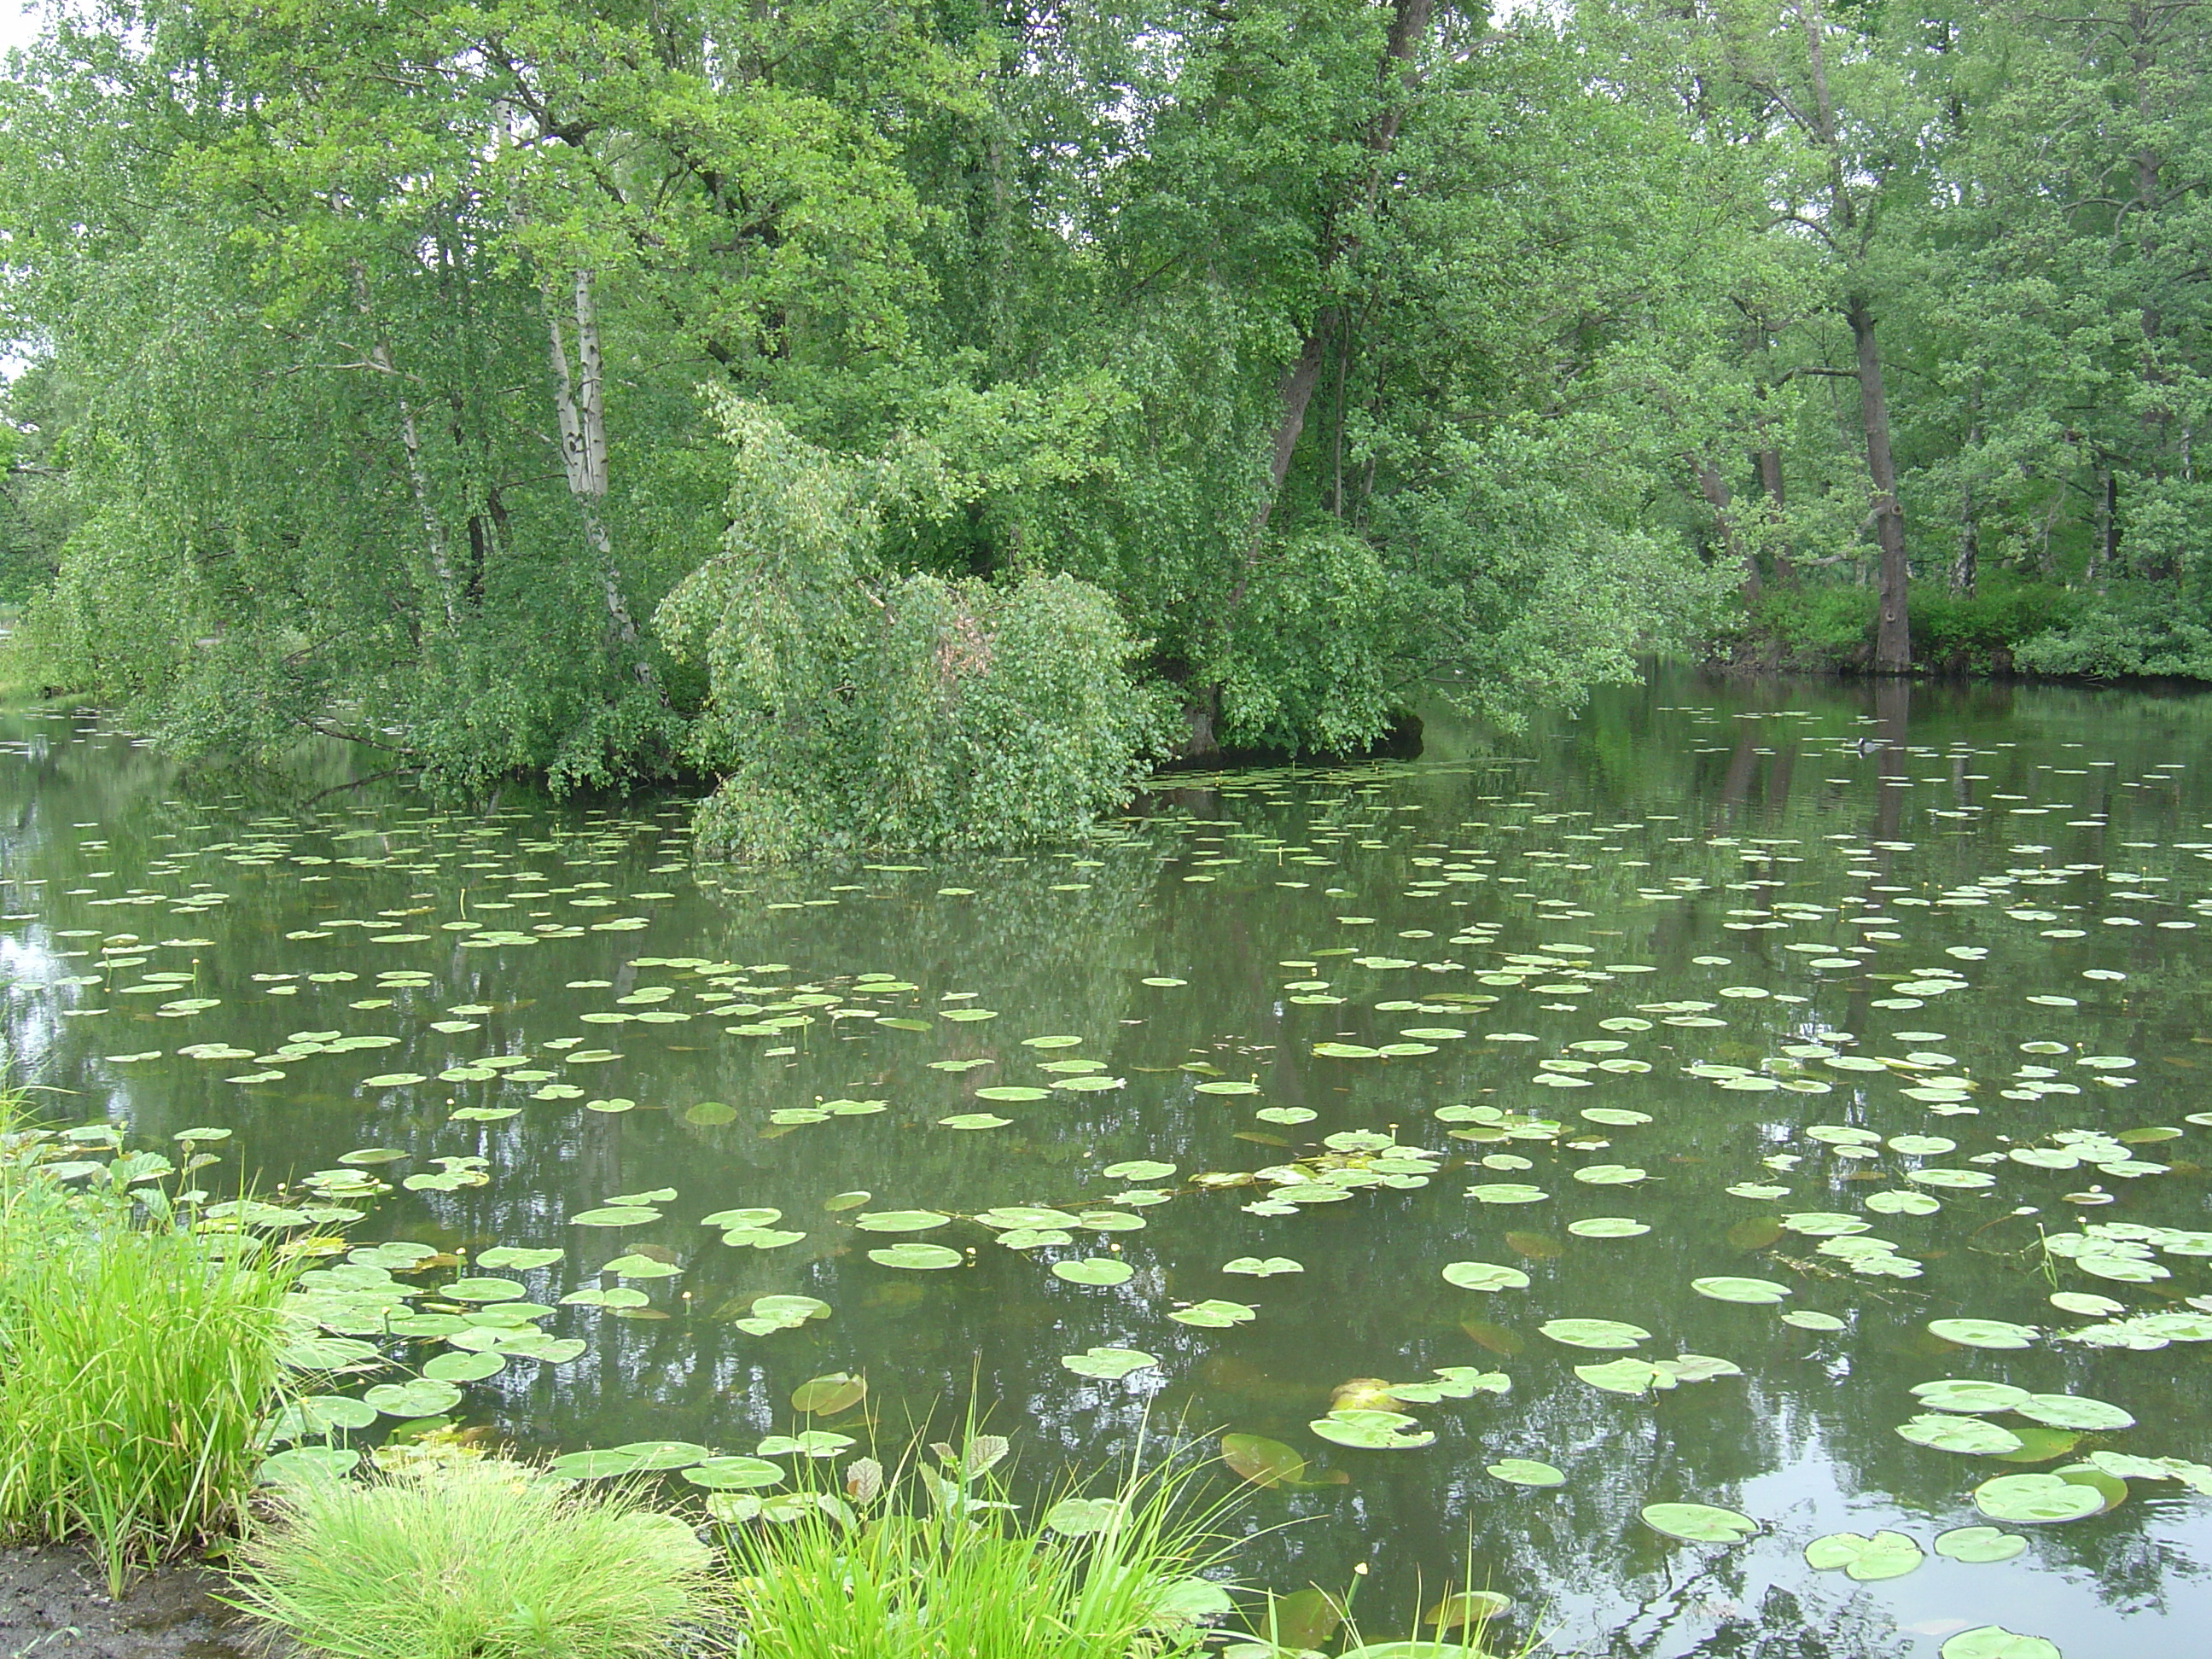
(6, 671, 2212, 1657)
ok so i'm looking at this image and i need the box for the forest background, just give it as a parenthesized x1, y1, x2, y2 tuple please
(0, 1, 2204, 855)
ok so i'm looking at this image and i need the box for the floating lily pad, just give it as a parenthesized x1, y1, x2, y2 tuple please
(1640, 1502, 1757, 1543)
(1062, 1347, 1159, 1381)
(1309, 1410, 1434, 1450)
(1169, 1299, 1256, 1328)
(1691, 1276, 1790, 1305)
(852, 1210, 952, 1233)
(1934, 1526, 2029, 1563)
(1540, 1318, 1651, 1350)
(1803, 1529, 1924, 1580)
(1221, 1434, 1308, 1487)
(1941, 1629, 2060, 1659)
(869, 1243, 962, 1270)
(1972, 1472, 2104, 1523)
(1930, 1318, 2039, 1350)
(1442, 1260, 1529, 1293)
(1568, 1217, 1650, 1238)
(1896, 1414, 2027, 1455)
(1486, 1458, 1564, 1487)
(1223, 1256, 1303, 1278)
(1052, 1258, 1133, 1287)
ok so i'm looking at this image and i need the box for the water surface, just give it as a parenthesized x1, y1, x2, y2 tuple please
(5, 672, 2212, 1656)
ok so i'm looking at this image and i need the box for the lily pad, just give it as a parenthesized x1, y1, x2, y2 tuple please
(1930, 1318, 2040, 1350)
(1803, 1529, 1924, 1580)
(1540, 1318, 1651, 1350)
(1568, 1217, 1650, 1238)
(1169, 1299, 1256, 1328)
(1062, 1347, 1159, 1381)
(1691, 1276, 1790, 1305)
(1934, 1526, 2029, 1563)
(1442, 1260, 1530, 1293)
(869, 1243, 963, 1270)
(1486, 1458, 1565, 1487)
(1896, 1414, 2026, 1456)
(1308, 1410, 1434, 1451)
(1640, 1501, 1758, 1543)
(1221, 1433, 1307, 1487)
(852, 1210, 952, 1233)
(1940, 1629, 2060, 1659)
(1972, 1472, 2104, 1523)
(1051, 1258, 1133, 1287)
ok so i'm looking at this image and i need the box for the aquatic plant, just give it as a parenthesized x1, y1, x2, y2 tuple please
(716, 1434, 1237, 1659)
(227, 1454, 731, 1659)
(0, 1121, 295, 1592)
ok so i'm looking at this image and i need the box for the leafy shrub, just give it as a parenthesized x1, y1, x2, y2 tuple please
(661, 395, 1171, 860)
(2014, 581, 2212, 679)
(228, 1457, 728, 1659)
(1735, 579, 2079, 673)
(0, 1132, 294, 1592)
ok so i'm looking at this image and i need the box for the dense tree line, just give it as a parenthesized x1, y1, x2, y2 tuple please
(0, 2, 2203, 850)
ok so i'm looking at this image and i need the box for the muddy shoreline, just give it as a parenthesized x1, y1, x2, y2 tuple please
(0, 1545, 249, 1658)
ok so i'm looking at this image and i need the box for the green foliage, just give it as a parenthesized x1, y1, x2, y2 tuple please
(0, 1138, 295, 1592)
(716, 1441, 1232, 1659)
(2016, 584, 2212, 679)
(1739, 581, 2080, 675)
(661, 398, 1170, 859)
(227, 1458, 728, 1659)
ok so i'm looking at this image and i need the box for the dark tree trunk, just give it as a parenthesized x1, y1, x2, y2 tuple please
(1849, 295, 1912, 673)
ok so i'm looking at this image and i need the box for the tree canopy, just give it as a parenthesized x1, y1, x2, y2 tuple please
(2, 1, 2206, 847)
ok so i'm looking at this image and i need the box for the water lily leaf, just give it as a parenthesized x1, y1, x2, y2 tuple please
(363, 1379, 463, 1418)
(1308, 1410, 1434, 1450)
(1062, 1347, 1159, 1381)
(1930, 1318, 2039, 1350)
(1804, 1529, 1924, 1580)
(1052, 1258, 1133, 1286)
(1221, 1434, 1307, 1487)
(1691, 1276, 1790, 1305)
(1224, 1256, 1303, 1278)
(438, 1278, 525, 1303)
(1487, 1458, 1565, 1487)
(973, 1086, 1049, 1102)
(683, 1457, 785, 1490)
(1568, 1217, 1650, 1238)
(852, 1210, 952, 1232)
(1042, 1497, 1125, 1536)
(2012, 1394, 2133, 1430)
(1941, 1628, 2060, 1659)
(790, 1372, 868, 1415)
(824, 1191, 871, 1212)
(757, 1431, 856, 1458)
(1573, 1165, 1646, 1185)
(1169, 1299, 1256, 1328)
(259, 1447, 362, 1485)
(1195, 1080, 1260, 1095)
(1780, 1310, 1848, 1332)
(1913, 1379, 2032, 1414)
(1896, 1415, 2026, 1455)
(422, 1350, 506, 1383)
(1972, 1472, 2104, 1523)
(1541, 1318, 1651, 1350)
(1640, 1502, 1757, 1543)
(1467, 1184, 1548, 1204)
(1442, 1260, 1529, 1293)
(1103, 1160, 1176, 1182)
(1935, 1526, 2029, 1563)
(939, 1114, 1011, 1130)
(1575, 1359, 1664, 1395)
(869, 1243, 963, 1270)
(571, 1206, 660, 1227)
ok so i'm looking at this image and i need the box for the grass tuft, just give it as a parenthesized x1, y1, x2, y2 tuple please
(0, 1121, 294, 1592)
(719, 1434, 1238, 1659)
(226, 1456, 731, 1659)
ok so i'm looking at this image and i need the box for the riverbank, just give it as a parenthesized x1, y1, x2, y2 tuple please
(0, 1544, 247, 1658)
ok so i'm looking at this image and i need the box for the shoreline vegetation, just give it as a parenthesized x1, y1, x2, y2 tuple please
(0, 1100, 1511, 1659)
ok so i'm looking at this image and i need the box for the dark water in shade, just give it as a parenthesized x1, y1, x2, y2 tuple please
(6, 669, 2212, 1657)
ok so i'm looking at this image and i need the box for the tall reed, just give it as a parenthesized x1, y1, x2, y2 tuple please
(0, 1116, 295, 1591)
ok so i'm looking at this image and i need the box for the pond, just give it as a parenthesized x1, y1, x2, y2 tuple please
(5, 669, 2212, 1658)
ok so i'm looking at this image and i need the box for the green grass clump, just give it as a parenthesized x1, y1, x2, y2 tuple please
(0, 1126, 295, 1592)
(719, 1438, 1235, 1659)
(228, 1457, 731, 1659)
